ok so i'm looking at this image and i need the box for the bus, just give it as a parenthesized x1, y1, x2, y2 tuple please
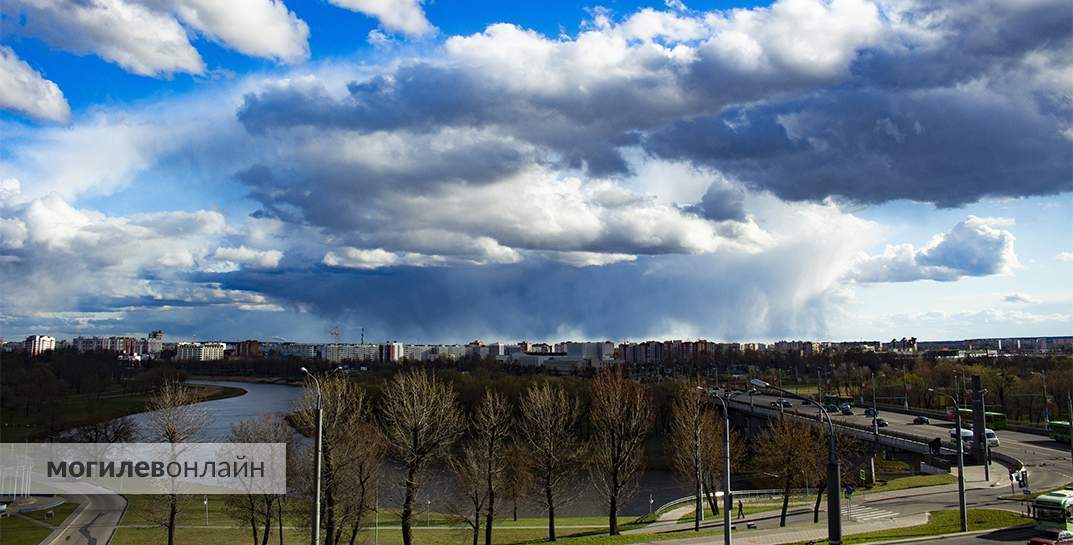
(1049, 421, 1072, 444)
(947, 407, 1008, 430)
(1032, 490, 1073, 533)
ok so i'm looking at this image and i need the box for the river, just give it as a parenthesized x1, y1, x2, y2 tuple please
(117, 379, 692, 516)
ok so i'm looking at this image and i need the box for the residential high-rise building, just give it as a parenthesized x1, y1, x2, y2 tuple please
(24, 335, 56, 357)
(176, 342, 226, 361)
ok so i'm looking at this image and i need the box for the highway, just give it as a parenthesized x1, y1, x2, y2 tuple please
(727, 391, 1073, 519)
(41, 492, 127, 545)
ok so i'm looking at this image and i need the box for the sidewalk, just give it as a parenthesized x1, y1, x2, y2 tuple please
(631, 512, 930, 545)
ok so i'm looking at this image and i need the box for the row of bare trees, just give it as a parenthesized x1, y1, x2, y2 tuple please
(138, 370, 874, 545)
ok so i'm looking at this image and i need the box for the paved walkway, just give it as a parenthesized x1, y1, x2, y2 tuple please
(630, 512, 930, 545)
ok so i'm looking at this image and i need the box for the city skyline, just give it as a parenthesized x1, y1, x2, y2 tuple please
(1, 0, 1070, 344)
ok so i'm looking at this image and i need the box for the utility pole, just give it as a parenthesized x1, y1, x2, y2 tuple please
(1068, 396, 1072, 475)
(302, 366, 342, 545)
(931, 389, 968, 532)
(903, 366, 910, 411)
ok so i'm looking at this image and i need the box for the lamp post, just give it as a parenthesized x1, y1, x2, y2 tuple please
(980, 389, 990, 482)
(302, 366, 342, 545)
(751, 378, 842, 545)
(930, 389, 967, 532)
(1033, 371, 1050, 424)
(702, 387, 752, 545)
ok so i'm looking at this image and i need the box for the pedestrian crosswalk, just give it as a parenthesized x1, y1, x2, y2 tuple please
(842, 504, 898, 521)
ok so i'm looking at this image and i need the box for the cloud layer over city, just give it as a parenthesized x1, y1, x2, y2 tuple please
(1, 0, 1070, 342)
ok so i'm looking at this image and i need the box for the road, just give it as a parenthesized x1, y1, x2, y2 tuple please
(727, 392, 1072, 523)
(42, 493, 126, 545)
(894, 525, 1039, 545)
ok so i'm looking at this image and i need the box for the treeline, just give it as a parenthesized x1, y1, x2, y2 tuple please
(151, 368, 881, 545)
(0, 348, 184, 421)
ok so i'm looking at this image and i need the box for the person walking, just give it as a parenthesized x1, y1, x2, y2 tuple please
(737, 499, 745, 519)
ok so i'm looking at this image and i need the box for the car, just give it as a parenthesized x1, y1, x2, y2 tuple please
(779, 399, 793, 408)
(912, 416, 930, 425)
(948, 427, 1000, 447)
(839, 403, 852, 411)
(769, 401, 782, 408)
(864, 408, 878, 417)
(1028, 531, 1073, 545)
(825, 404, 839, 412)
(875, 418, 889, 427)
(840, 407, 854, 416)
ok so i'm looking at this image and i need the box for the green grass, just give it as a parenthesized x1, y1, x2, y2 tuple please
(792, 509, 1031, 545)
(858, 474, 957, 495)
(0, 514, 52, 545)
(0, 384, 244, 441)
(873, 458, 911, 473)
(0, 498, 80, 545)
(22, 500, 78, 525)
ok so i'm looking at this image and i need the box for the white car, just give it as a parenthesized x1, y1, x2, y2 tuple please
(949, 427, 1000, 447)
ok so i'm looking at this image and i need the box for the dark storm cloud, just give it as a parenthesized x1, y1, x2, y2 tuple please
(199, 245, 847, 342)
(646, 87, 1072, 206)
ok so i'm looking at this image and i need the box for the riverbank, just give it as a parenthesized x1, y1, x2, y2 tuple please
(188, 374, 303, 386)
(0, 383, 246, 441)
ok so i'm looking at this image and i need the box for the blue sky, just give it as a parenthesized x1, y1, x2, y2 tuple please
(0, 0, 1070, 344)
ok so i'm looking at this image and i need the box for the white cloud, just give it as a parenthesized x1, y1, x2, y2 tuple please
(0, 46, 70, 123)
(213, 245, 283, 269)
(160, 0, 310, 63)
(10, 0, 205, 77)
(7, 0, 312, 77)
(850, 216, 1019, 283)
(1057, 251, 1073, 262)
(327, 0, 435, 37)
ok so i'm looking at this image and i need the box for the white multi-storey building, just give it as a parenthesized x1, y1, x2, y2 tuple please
(382, 342, 404, 363)
(322, 343, 380, 363)
(24, 335, 56, 357)
(176, 342, 226, 361)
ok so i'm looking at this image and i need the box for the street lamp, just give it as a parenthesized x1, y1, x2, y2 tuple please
(751, 378, 842, 545)
(929, 388, 967, 532)
(1033, 371, 1050, 424)
(980, 389, 991, 482)
(301, 366, 342, 545)
(701, 387, 753, 545)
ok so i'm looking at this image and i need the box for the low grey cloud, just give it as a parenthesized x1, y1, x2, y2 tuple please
(850, 216, 1019, 283)
(1004, 293, 1039, 304)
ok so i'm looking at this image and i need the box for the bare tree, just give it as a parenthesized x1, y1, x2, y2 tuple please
(501, 446, 533, 522)
(469, 390, 513, 545)
(450, 445, 488, 545)
(519, 382, 584, 541)
(142, 380, 208, 545)
(69, 416, 136, 442)
(669, 378, 706, 531)
(223, 416, 292, 545)
(380, 369, 464, 545)
(699, 412, 743, 520)
(292, 375, 384, 545)
(589, 366, 653, 536)
(755, 417, 820, 526)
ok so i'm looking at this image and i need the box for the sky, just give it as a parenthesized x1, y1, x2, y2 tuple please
(0, 0, 1070, 344)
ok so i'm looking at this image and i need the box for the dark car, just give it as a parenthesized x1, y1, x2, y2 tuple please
(779, 399, 793, 408)
(864, 408, 878, 417)
(825, 404, 839, 412)
(876, 418, 889, 427)
(840, 407, 854, 416)
(913, 416, 930, 425)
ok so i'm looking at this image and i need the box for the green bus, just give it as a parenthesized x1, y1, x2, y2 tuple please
(1049, 421, 1072, 443)
(1032, 489, 1073, 533)
(948, 407, 1008, 430)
